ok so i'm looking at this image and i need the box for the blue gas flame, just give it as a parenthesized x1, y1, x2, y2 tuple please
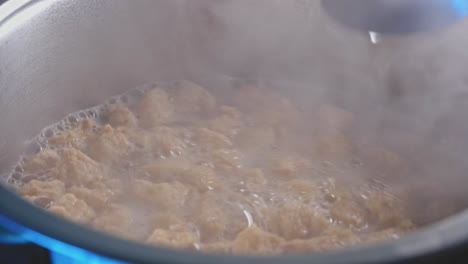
(0, 215, 126, 264)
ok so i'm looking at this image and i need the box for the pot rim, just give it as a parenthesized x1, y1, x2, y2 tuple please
(2, 184, 468, 264)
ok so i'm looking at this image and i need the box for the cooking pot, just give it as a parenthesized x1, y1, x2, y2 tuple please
(2, 0, 468, 263)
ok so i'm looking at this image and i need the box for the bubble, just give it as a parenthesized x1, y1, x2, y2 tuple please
(324, 193, 337, 203)
(43, 129, 54, 138)
(243, 209, 254, 227)
(67, 115, 79, 124)
(129, 88, 145, 99)
(21, 174, 36, 183)
(14, 165, 24, 173)
(11, 172, 22, 180)
(87, 110, 97, 118)
(25, 142, 42, 156)
(120, 95, 129, 103)
(7, 178, 16, 184)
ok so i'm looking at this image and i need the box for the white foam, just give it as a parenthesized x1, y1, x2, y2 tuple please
(6, 83, 165, 185)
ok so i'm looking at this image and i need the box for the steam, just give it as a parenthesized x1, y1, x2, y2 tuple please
(180, 0, 468, 221)
(2, 0, 468, 228)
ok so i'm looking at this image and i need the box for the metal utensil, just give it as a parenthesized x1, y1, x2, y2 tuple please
(322, 0, 468, 34)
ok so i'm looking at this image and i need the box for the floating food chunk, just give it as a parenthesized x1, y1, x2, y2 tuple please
(151, 213, 185, 229)
(132, 179, 189, 210)
(361, 228, 406, 245)
(364, 191, 411, 229)
(21, 179, 65, 208)
(146, 161, 219, 192)
(283, 227, 359, 253)
(232, 225, 284, 255)
(208, 106, 243, 137)
(236, 86, 299, 127)
(194, 128, 232, 148)
(317, 105, 354, 133)
(256, 96, 298, 127)
(236, 126, 275, 151)
(21, 179, 65, 201)
(330, 196, 367, 229)
(69, 184, 115, 209)
(272, 155, 311, 178)
(93, 205, 133, 239)
(108, 104, 138, 128)
(137, 88, 173, 127)
(211, 149, 242, 169)
(240, 168, 267, 187)
(49, 193, 95, 223)
(147, 223, 200, 250)
(200, 241, 231, 254)
(54, 148, 104, 185)
(267, 204, 329, 240)
(194, 193, 227, 242)
(316, 134, 353, 158)
(144, 159, 192, 180)
(360, 146, 404, 179)
(150, 127, 187, 157)
(284, 179, 319, 203)
(88, 124, 131, 163)
(183, 165, 219, 192)
(174, 81, 216, 113)
(48, 119, 94, 150)
(23, 149, 60, 173)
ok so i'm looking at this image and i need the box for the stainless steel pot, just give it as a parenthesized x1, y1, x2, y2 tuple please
(2, 1, 468, 263)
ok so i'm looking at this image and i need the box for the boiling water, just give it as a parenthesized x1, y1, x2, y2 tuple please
(6, 81, 412, 254)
